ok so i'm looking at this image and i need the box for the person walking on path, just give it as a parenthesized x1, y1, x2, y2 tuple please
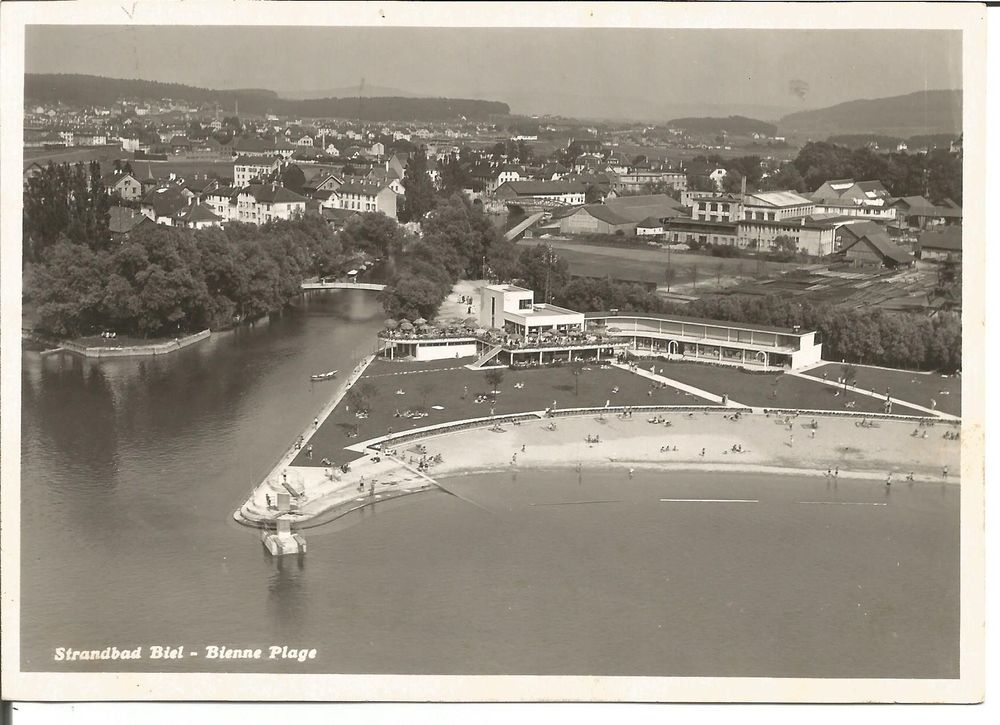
(942, 465, 949, 478)
(885, 472, 893, 487)
(314, 417, 319, 429)
(521, 444, 526, 453)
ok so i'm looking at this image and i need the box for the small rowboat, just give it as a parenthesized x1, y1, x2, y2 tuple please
(310, 370, 338, 381)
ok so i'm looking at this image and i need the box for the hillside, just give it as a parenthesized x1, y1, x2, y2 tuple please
(24, 74, 509, 121)
(666, 115, 777, 136)
(779, 90, 961, 138)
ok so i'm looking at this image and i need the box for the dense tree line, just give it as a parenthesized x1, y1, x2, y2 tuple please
(23, 160, 111, 264)
(685, 294, 961, 372)
(379, 195, 509, 320)
(25, 215, 351, 339)
(787, 141, 961, 204)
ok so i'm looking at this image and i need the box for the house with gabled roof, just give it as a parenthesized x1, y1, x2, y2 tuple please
(918, 226, 961, 262)
(102, 170, 143, 201)
(236, 184, 309, 225)
(841, 231, 913, 268)
(173, 202, 225, 229)
(330, 180, 398, 219)
(109, 206, 155, 239)
(812, 178, 892, 207)
(140, 185, 191, 225)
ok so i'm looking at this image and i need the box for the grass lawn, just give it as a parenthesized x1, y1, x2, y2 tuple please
(292, 359, 720, 467)
(644, 360, 927, 415)
(803, 363, 961, 416)
(519, 240, 799, 287)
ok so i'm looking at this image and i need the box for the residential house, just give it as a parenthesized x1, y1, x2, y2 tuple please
(205, 186, 239, 222)
(330, 180, 398, 219)
(811, 178, 892, 208)
(109, 206, 155, 240)
(234, 155, 281, 187)
(172, 202, 225, 229)
(636, 217, 665, 236)
(103, 171, 144, 201)
(387, 152, 409, 179)
(370, 141, 385, 157)
(891, 196, 962, 229)
(140, 185, 191, 225)
(236, 184, 309, 225)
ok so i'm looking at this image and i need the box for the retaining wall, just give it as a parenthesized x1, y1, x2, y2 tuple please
(61, 329, 211, 358)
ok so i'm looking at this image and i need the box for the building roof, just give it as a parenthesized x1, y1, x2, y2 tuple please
(834, 220, 884, 240)
(242, 184, 309, 204)
(176, 204, 223, 223)
(108, 206, 152, 234)
(141, 186, 188, 217)
(605, 193, 685, 222)
(636, 216, 665, 228)
(498, 180, 587, 196)
(745, 190, 814, 207)
(234, 155, 278, 166)
(584, 310, 814, 337)
(919, 226, 962, 252)
(338, 180, 393, 196)
(233, 136, 275, 153)
(842, 233, 913, 265)
(572, 204, 633, 226)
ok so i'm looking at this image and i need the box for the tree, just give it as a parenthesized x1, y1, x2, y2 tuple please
(400, 147, 436, 222)
(663, 265, 678, 293)
(840, 363, 858, 390)
(773, 234, 798, 256)
(338, 211, 406, 258)
(570, 358, 585, 397)
(715, 261, 725, 287)
(516, 244, 569, 302)
(417, 380, 434, 412)
(485, 368, 504, 402)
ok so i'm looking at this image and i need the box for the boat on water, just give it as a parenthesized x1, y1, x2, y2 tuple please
(310, 370, 338, 381)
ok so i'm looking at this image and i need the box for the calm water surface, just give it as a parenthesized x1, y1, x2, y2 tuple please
(20, 290, 959, 677)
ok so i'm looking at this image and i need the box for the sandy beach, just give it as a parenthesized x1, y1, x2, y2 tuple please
(236, 409, 960, 528)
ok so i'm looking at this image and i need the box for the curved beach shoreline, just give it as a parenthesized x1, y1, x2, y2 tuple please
(234, 409, 960, 529)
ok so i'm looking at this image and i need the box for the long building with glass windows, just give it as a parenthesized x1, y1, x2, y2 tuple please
(584, 310, 822, 369)
(377, 285, 823, 370)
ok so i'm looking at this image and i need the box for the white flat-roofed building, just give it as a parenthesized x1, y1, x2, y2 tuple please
(377, 286, 821, 370)
(585, 311, 822, 370)
(480, 284, 585, 336)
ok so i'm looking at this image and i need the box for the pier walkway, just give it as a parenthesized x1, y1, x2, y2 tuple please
(301, 281, 386, 291)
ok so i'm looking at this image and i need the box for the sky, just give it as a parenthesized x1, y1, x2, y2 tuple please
(25, 26, 963, 120)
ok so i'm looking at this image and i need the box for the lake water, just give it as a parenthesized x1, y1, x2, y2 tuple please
(19, 291, 959, 678)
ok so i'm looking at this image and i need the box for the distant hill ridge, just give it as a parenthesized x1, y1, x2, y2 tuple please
(667, 115, 777, 136)
(779, 89, 961, 138)
(24, 73, 509, 121)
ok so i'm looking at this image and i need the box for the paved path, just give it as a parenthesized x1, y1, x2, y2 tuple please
(612, 362, 745, 407)
(788, 371, 958, 421)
